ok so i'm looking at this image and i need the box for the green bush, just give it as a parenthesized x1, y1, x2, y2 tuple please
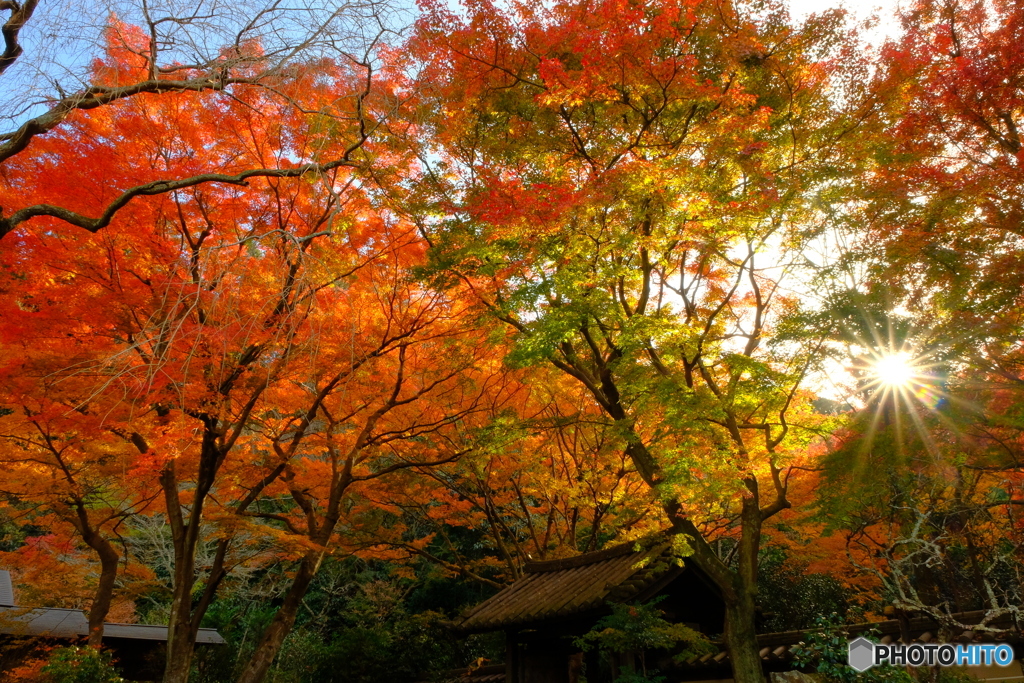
(790, 614, 912, 683)
(574, 598, 713, 683)
(758, 545, 850, 632)
(41, 646, 124, 683)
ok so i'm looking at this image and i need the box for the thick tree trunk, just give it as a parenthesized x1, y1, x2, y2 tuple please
(161, 435, 218, 683)
(160, 538, 231, 683)
(160, 419, 279, 683)
(83, 532, 119, 647)
(726, 496, 767, 683)
(163, 577, 199, 683)
(162, 512, 233, 682)
(724, 592, 766, 683)
(162, 499, 208, 683)
(670, 497, 767, 683)
(235, 552, 323, 683)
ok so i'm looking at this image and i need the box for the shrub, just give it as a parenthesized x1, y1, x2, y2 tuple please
(40, 646, 124, 683)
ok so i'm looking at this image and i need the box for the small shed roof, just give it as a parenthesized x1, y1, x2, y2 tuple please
(0, 606, 88, 638)
(0, 570, 14, 607)
(458, 539, 689, 633)
(0, 570, 224, 644)
(0, 606, 225, 644)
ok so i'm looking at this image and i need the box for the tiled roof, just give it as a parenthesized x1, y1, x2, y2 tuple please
(0, 570, 224, 644)
(458, 540, 685, 633)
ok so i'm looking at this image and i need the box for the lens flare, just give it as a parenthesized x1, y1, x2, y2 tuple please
(872, 352, 916, 389)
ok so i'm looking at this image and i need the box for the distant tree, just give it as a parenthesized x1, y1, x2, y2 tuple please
(0, 392, 157, 645)
(861, 0, 1024, 383)
(814, 0, 1024, 633)
(366, 374, 656, 586)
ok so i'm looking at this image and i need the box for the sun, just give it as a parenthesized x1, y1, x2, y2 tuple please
(871, 351, 916, 389)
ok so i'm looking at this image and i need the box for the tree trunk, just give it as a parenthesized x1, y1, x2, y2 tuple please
(161, 540, 227, 683)
(162, 515, 232, 682)
(160, 420, 282, 682)
(163, 577, 199, 683)
(726, 496, 767, 683)
(83, 532, 119, 647)
(161, 438, 217, 683)
(724, 591, 766, 683)
(162, 504, 208, 683)
(671, 497, 767, 683)
(235, 552, 323, 683)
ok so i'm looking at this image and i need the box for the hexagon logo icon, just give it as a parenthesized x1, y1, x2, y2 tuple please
(848, 637, 876, 672)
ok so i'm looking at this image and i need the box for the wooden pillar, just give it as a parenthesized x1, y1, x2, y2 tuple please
(585, 646, 602, 683)
(506, 630, 520, 683)
(569, 652, 584, 683)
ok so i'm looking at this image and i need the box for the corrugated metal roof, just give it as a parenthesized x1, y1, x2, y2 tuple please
(0, 570, 14, 607)
(0, 606, 224, 644)
(459, 540, 683, 632)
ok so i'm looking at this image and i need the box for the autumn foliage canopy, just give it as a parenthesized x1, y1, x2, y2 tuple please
(0, 0, 1022, 682)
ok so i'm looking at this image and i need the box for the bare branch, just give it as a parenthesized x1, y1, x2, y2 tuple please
(0, 0, 38, 76)
(0, 156, 366, 239)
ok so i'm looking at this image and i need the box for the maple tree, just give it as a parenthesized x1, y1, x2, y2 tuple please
(228, 267, 519, 683)
(399, 0, 874, 679)
(0, 19, 384, 677)
(0, 0, 395, 241)
(364, 372, 656, 585)
(1, 0, 1023, 681)
(859, 0, 1024, 395)
(0, 386, 157, 646)
(0, 13, 478, 683)
(0, 10, 533, 683)
(877, 0, 1023, 241)
(808, 0, 1024, 636)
